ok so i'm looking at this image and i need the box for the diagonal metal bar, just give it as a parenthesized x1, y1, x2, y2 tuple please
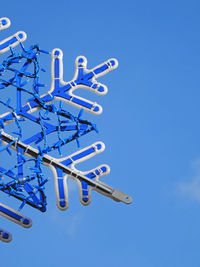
(0, 130, 132, 204)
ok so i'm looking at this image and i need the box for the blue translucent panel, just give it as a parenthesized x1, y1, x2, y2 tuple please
(61, 158, 73, 166)
(1, 19, 7, 26)
(93, 64, 108, 75)
(95, 169, 100, 175)
(56, 168, 63, 177)
(97, 86, 104, 92)
(58, 178, 65, 199)
(22, 218, 31, 225)
(81, 181, 88, 190)
(58, 93, 72, 101)
(86, 172, 96, 179)
(82, 190, 88, 196)
(18, 33, 24, 39)
(42, 94, 54, 102)
(101, 166, 107, 173)
(0, 205, 22, 222)
(110, 60, 115, 66)
(54, 50, 60, 56)
(71, 97, 93, 109)
(92, 84, 97, 89)
(29, 100, 38, 109)
(0, 36, 18, 50)
(72, 147, 95, 161)
(54, 58, 60, 78)
(82, 197, 88, 202)
(54, 79, 60, 89)
(71, 81, 76, 86)
(93, 106, 100, 112)
(59, 200, 66, 207)
(96, 143, 102, 150)
(78, 57, 84, 63)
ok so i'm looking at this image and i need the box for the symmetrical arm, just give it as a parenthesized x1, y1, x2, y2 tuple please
(0, 17, 26, 54)
(0, 131, 132, 207)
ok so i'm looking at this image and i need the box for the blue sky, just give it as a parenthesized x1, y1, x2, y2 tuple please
(1, 0, 200, 266)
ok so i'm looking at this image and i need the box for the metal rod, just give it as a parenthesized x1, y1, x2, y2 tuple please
(0, 130, 132, 204)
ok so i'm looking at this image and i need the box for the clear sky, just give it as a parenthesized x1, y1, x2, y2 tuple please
(1, 0, 200, 266)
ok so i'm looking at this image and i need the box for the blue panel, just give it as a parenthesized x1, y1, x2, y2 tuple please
(0, 37, 18, 51)
(1, 19, 7, 26)
(72, 147, 95, 161)
(53, 79, 60, 89)
(22, 218, 31, 225)
(82, 197, 88, 202)
(81, 181, 88, 189)
(54, 58, 60, 78)
(56, 168, 63, 177)
(93, 106, 100, 112)
(96, 143, 102, 150)
(84, 71, 93, 80)
(78, 58, 84, 63)
(92, 84, 98, 89)
(58, 179, 65, 199)
(97, 86, 104, 92)
(2, 232, 9, 239)
(29, 101, 38, 109)
(71, 97, 93, 109)
(110, 60, 116, 66)
(82, 190, 88, 196)
(100, 166, 107, 173)
(62, 83, 72, 92)
(54, 50, 60, 56)
(86, 172, 96, 179)
(18, 33, 24, 39)
(58, 93, 72, 101)
(93, 64, 108, 75)
(95, 169, 100, 175)
(41, 94, 54, 102)
(61, 158, 72, 166)
(71, 81, 76, 86)
(0, 205, 22, 222)
(59, 200, 66, 207)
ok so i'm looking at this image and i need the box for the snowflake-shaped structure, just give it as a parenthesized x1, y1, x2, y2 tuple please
(0, 17, 132, 242)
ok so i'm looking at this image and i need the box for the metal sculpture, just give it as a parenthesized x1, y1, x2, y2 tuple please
(0, 17, 132, 242)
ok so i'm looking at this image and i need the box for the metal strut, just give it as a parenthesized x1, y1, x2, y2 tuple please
(0, 130, 132, 204)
